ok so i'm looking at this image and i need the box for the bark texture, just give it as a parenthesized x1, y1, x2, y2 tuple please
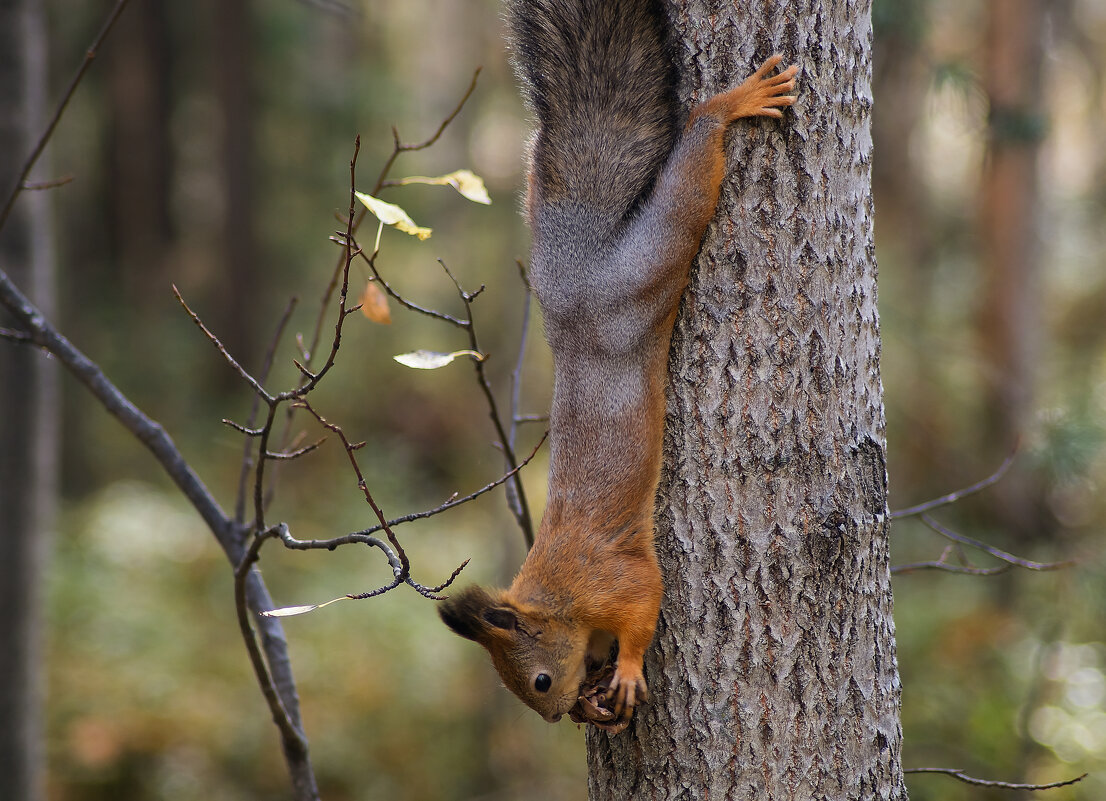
(587, 2, 906, 799)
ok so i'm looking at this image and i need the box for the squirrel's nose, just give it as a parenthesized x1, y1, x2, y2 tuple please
(545, 712, 563, 723)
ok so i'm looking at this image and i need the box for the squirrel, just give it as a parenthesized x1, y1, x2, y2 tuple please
(439, 0, 797, 728)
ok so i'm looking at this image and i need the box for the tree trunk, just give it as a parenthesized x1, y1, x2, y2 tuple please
(214, 0, 258, 368)
(0, 1, 58, 799)
(979, 0, 1048, 540)
(587, 2, 906, 799)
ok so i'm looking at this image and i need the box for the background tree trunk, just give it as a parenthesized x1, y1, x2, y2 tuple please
(979, 0, 1048, 540)
(587, 2, 906, 798)
(0, 1, 59, 799)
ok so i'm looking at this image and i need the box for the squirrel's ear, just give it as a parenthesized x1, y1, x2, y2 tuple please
(482, 607, 518, 631)
(439, 586, 508, 642)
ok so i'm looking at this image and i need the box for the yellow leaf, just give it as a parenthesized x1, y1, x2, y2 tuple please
(354, 191, 432, 239)
(396, 169, 492, 205)
(360, 280, 392, 324)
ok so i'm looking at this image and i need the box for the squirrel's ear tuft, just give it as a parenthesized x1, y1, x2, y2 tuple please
(439, 586, 502, 642)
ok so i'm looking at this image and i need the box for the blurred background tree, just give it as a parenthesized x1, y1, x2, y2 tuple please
(1, 0, 1103, 798)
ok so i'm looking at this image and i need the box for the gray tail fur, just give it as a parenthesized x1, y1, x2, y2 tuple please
(507, 0, 678, 227)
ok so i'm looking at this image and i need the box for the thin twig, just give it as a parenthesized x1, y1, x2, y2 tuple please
(236, 296, 298, 524)
(505, 260, 533, 532)
(904, 767, 1088, 791)
(0, 0, 133, 233)
(891, 560, 1013, 576)
(273, 524, 466, 600)
(265, 438, 326, 461)
(223, 420, 265, 436)
(346, 432, 546, 538)
(301, 69, 482, 369)
(173, 285, 274, 403)
(353, 244, 468, 327)
(368, 68, 482, 198)
(439, 258, 535, 547)
(0, 327, 33, 343)
(275, 140, 362, 404)
(298, 399, 410, 578)
(891, 451, 1016, 519)
(425, 559, 471, 594)
(919, 515, 1074, 571)
(265, 138, 364, 509)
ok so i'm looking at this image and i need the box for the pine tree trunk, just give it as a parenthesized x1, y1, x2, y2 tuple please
(979, 0, 1047, 539)
(0, 1, 58, 799)
(586, 2, 906, 798)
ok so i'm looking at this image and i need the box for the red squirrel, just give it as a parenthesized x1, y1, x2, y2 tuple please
(439, 0, 797, 729)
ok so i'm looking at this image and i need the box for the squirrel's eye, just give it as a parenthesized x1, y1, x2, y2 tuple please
(534, 673, 552, 693)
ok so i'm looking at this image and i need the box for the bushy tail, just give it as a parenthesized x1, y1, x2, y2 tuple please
(507, 0, 677, 225)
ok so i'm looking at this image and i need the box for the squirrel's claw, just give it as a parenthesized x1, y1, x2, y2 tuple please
(607, 664, 648, 719)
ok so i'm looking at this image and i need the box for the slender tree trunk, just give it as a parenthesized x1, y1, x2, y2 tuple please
(871, 4, 944, 499)
(0, 1, 58, 799)
(215, 0, 258, 367)
(980, 0, 1048, 539)
(587, 2, 906, 799)
(106, 0, 172, 308)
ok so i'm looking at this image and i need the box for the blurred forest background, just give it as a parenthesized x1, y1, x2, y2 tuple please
(3, 0, 1105, 798)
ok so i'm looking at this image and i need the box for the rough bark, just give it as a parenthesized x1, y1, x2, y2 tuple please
(587, 2, 906, 799)
(0, 1, 58, 799)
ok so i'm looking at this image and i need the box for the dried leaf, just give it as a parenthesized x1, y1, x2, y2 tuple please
(260, 596, 352, 618)
(396, 169, 492, 205)
(393, 348, 484, 370)
(360, 280, 392, 324)
(354, 191, 432, 239)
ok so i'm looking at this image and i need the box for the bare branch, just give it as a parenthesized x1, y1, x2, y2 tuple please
(348, 431, 547, 538)
(892, 451, 1016, 519)
(891, 560, 1012, 576)
(353, 244, 468, 328)
(236, 296, 298, 524)
(345, 577, 404, 600)
(505, 260, 533, 528)
(904, 767, 1088, 791)
(438, 258, 536, 547)
(274, 139, 362, 403)
(424, 559, 471, 595)
(368, 68, 482, 197)
(265, 438, 326, 461)
(223, 419, 265, 436)
(919, 515, 1074, 572)
(0, 265, 318, 798)
(0, 327, 33, 343)
(173, 285, 274, 403)
(299, 70, 482, 371)
(271, 493, 469, 601)
(298, 399, 411, 579)
(233, 528, 310, 756)
(0, 0, 133, 233)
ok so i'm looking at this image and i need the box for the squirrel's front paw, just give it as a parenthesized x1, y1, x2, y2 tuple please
(607, 663, 648, 719)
